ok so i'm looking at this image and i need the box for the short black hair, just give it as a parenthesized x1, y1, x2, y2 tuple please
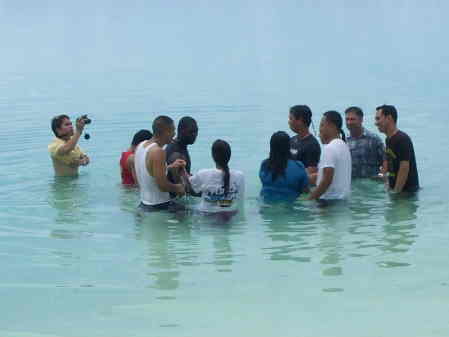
(131, 129, 152, 146)
(152, 115, 174, 136)
(289, 105, 312, 127)
(345, 106, 364, 118)
(51, 114, 70, 138)
(178, 116, 197, 133)
(376, 104, 398, 123)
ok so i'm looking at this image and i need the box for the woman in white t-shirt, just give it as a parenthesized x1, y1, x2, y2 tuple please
(188, 139, 245, 213)
(308, 110, 352, 203)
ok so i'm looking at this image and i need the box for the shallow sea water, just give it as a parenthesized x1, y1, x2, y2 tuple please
(1, 1, 449, 336)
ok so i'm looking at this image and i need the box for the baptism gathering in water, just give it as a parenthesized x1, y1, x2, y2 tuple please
(47, 104, 419, 214)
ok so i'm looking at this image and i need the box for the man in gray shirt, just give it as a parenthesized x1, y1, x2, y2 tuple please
(345, 106, 385, 179)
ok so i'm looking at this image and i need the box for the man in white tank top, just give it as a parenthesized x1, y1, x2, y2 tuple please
(135, 116, 186, 211)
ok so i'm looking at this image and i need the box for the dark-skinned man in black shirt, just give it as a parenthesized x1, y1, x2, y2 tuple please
(375, 104, 419, 193)
(166, 116, 200, 197)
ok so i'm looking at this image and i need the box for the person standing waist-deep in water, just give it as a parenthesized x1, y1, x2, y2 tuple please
(375, 104, 419, 193)
(120, 129, 152, 186)
(165, 116, 201, 197)
(288, 105, 321, 175)
(134, 116, 186, 212)
(48, 114, 90, 177)
(166, 116, 198, 175)
(259, 131, 309, 203)
(186, 140, 245, 213)
(308, 110, 352, 202)
(345, 106, 386, 179)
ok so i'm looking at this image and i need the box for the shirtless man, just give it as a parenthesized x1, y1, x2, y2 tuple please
(134, 115, 186, 211)
(48, 115, 90, 176)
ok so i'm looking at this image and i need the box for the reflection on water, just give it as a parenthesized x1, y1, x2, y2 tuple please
(134, 213, 190, 291)
(47, 175, 92, 225)
(260, 202, 317, 263)
(133, 207, 246, 292)
(378, 193, 419, 268)
(259, 182, 420, 287)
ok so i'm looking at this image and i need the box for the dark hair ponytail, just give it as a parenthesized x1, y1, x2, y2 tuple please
(212, 139, 231, 196)
(324, 110, 346, 142)
(265, 131, 291, 181)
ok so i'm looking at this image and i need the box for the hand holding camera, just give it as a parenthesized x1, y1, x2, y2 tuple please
(76, 114, 92, 140)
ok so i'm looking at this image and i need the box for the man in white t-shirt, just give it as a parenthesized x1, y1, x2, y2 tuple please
(308, 110, 351, 201)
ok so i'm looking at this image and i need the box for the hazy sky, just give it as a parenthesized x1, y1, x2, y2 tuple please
(1, 0, 448, 75)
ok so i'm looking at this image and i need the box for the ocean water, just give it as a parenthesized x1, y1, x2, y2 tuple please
(1, 1, 449, 336)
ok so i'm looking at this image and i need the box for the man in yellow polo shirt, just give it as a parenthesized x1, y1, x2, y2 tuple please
(48, 114, 90, 176)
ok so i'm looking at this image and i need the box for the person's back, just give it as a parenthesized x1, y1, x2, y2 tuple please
(190, 168, 244, 212)
(259, 131, 309, 203)
(134, 141, 171, 205)
(260, 159, 308, 203)
(188, 139, 244, 213)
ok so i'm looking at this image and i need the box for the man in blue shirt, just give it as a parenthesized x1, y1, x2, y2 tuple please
(345, 106, 385, 179)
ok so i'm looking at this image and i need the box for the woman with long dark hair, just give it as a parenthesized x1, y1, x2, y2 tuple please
(188, 139, 245, 212)
(308, 110, 351, 201)
(259, 131, 309, 202)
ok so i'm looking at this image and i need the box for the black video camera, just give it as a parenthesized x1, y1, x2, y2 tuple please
(80, 114, 92, 140)
(81, 114, 92, 125)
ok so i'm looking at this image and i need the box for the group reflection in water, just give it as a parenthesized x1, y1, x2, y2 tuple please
(46, 103, 422, 292)
(259, 182, 419, 280)
(47, 164, 420, 293)
(132, 200, 246, 291)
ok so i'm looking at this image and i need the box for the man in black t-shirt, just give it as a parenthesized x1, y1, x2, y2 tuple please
(375, 105, 419, 193)
(166, 116, 200, 197)
(288, 105, 321, 175)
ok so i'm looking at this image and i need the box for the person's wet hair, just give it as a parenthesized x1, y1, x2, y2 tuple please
(376, 104, 398, 123)
(131, 129, 152, 146)
(264, 131, 291, 181)
(290, 105, 312, 127)
(152, 115, 174, 136)
(178, 116, 197, 134)
(345, 106, 364, 118)
(212, 139, 231, 196)
(324, 110, 346, 142)
(178, 116, 198, 145)
(51, 114, 70, 138)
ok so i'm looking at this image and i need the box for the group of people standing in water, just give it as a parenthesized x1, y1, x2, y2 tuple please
(48, 104, 419, 213)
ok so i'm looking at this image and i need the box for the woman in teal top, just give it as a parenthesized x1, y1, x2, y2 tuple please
(259, 131, 309, 203)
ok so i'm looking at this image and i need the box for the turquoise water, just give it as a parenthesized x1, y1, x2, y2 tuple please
(2, 1, 449, 336)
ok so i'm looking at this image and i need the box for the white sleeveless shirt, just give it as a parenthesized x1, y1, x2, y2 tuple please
(134, 141, 170, 205)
